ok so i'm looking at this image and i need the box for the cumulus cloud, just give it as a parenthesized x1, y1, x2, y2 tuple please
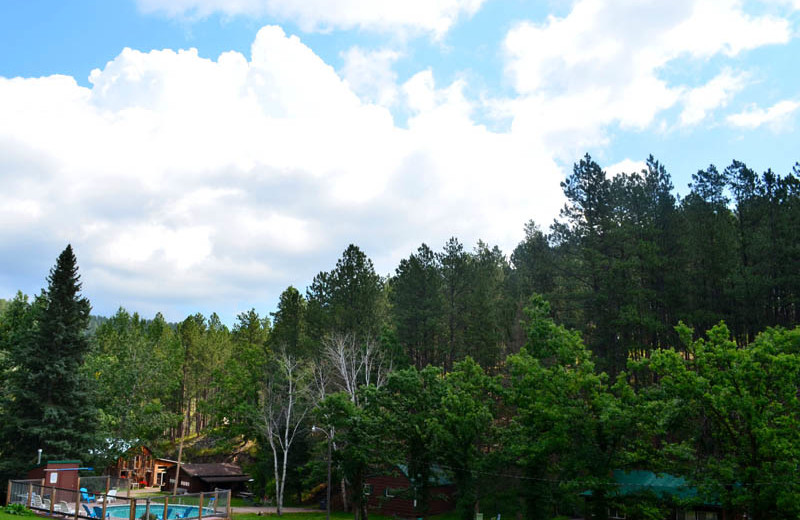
(501, 0, 791, 154)
(0, 25, 564, 321)
(727, 99, 800, 130)
(679, 68, 749, 126)
(135, 0, 486, 36)
(340, 47, 402, 107)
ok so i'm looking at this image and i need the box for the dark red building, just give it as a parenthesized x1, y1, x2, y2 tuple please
(362, 465, 456, 518)
(160, 463, 250, 494)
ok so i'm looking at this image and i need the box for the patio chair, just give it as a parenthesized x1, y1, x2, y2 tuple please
(98, 489, 117, 504)
(32, 493, 51, 510)
(81, 488, 96, 503)
(83, 504, 99, 518)
(56, 501, 76, 515)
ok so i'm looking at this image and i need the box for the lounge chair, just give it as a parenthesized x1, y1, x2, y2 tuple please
(55, 501, 76, 515)
(92, 506, 108, 518)
(83, 504, 99, 518)
(81, 488, 96, 503)
(32, 493, 51, 510)
(98, 489, 117, 504)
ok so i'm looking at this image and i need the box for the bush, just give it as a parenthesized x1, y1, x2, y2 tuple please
(3, 504, 35, 516)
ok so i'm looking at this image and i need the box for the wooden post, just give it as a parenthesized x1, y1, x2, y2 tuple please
(74, 483, 80, 520)
(163, 496, 169, 520)
(106, 476, 112, 495)
(130, 497, 137, 520)
(226, 490, 231, 520)
(50, 485, 56, 515)
(212, 490, 218, 516)
(101, 493, 108, 520)
(145, 497, 151, 520)
(6, 480, 12, 506)
(198, 493, 204, 520)
(27, 483, 32, 508)
(172, 420, 186, 496)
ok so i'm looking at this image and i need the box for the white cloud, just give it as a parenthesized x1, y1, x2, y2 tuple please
(135, 0, 486, 36)
(502, 0, 791, 153)
(340, 47, 401, 107)
(679, 68, 749, 126)
(604, 159, 647, 178)
(0, 25, 564, 321)
(727, 99, 800, 130)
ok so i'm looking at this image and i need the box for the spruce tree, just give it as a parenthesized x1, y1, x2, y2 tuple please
(0, 244, 96, 475)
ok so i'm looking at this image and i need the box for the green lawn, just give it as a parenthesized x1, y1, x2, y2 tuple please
(233, 514, 393, 520)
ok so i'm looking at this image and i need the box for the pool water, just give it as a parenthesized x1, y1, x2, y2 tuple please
(102, 504, 215, 519)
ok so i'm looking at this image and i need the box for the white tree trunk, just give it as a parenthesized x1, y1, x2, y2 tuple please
(261, 351, 308, 517)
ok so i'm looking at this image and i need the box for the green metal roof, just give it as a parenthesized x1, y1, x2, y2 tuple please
(611, 470, 697, 500)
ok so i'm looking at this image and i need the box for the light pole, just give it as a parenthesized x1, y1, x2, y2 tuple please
(311, 425, 333, 520)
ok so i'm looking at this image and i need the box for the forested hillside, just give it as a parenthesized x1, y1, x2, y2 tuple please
(1, 155, 798, 520)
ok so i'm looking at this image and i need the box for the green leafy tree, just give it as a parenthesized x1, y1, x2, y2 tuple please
(433, 358, 496, 520)
(0, 245, 97, 475)
(306, 245, 386, 344)
(271, 287, 311, 358)
(315, 389, 389, 520)
(505, 296, 637, 520)
(437, 238, 471, 371)
(87, 308, 181, 451)
(390, 244, 445, 369)
(643, 323, 800, 519)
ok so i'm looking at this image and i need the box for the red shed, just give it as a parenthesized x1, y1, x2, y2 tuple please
(26, 460, 81, 503)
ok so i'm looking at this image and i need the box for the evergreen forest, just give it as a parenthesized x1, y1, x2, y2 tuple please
(1, 155, 799, 520)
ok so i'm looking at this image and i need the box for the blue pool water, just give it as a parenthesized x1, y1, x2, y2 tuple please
(102, 504, 215, 520)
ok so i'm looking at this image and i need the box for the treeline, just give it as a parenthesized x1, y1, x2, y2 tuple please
(1, 154, 799, 519)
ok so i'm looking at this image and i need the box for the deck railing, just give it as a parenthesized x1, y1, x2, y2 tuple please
(6, 480, 231, 520)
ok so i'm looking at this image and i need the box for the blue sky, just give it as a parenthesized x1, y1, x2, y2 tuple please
(1, 0, 798, 324)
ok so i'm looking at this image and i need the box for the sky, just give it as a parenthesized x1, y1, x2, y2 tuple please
(1, 0, 798, 325)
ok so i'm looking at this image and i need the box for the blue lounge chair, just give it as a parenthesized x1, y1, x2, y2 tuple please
(81, 488, 96, 503)
(83, 504, 98, 518)
(92, 506, 107, 519)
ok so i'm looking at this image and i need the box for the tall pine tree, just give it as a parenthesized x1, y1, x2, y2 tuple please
(0, 245, 97, 476)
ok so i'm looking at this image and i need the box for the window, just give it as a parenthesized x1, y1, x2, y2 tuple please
(384, 487, 405, 498)
(608, 508, 626, 519)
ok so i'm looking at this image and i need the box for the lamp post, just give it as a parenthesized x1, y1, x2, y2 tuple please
(311, 425, 333, 520)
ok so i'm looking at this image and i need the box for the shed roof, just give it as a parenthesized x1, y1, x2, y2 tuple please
(176, 463, 248, 478)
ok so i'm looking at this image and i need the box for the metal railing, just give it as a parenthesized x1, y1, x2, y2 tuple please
(6, 481, 231, 520)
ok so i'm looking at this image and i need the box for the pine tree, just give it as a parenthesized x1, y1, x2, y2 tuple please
(0, 245, 97, 475)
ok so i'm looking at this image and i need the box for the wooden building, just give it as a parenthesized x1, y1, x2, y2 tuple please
(111, 446, 177, 488)
(160, 463, 250, 494)
(26, 460, 82, 503)
(361, 465, 456, 518)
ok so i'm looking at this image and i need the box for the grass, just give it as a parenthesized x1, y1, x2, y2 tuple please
(0, 508, 37, 520)
(233, 514, 393, 520)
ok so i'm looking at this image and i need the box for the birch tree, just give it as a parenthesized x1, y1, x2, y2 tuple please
(258, 351, 309, 515)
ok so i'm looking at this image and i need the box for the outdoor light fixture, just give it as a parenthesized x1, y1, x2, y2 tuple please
(311, 425, 333, 520)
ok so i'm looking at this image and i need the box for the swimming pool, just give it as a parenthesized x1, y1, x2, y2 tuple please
(102, 504, 216, 519)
